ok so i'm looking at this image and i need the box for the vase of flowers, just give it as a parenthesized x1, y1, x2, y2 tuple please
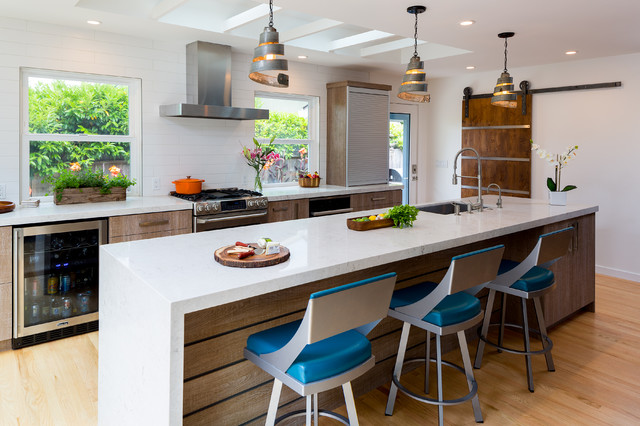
(241, 136, 278, 193)
(530, 141, 579, 206)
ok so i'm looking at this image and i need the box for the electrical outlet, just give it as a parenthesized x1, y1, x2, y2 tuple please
(435, 160, 448, 168)
(0, 183, 6, 199)
(152, 177, 160, 191)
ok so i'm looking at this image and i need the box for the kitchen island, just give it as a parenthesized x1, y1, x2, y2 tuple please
(98, 196, 597, 425)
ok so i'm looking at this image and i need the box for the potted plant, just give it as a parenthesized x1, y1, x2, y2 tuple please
(531, 141, 578, 206)
(44, 163, 136, 205)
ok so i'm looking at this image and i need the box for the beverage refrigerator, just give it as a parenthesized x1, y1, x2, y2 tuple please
(13, 219, 107, 348)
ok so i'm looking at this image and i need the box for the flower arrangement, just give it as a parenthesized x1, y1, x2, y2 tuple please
(530, 141, 579, 192)
(44, 162, 136, 202)
(241, 136, 277, 192)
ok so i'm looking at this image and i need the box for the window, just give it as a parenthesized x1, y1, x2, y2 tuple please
(21, 68, 141, 198)
(254, 93, 319, 185)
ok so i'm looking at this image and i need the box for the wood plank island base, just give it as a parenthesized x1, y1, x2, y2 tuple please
(98, 196, 597, 425)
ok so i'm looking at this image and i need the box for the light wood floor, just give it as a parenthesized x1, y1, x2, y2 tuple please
(1, 275, 638, 425)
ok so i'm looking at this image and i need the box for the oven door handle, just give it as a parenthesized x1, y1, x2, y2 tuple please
(196, 211, 268, 224)
(310, 208, 354, 217)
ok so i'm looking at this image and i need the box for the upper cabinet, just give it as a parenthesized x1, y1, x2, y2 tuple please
(326, 81, 391, 187)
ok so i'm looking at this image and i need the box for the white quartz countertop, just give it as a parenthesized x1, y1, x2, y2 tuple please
(100, 196, 598, 316)
(261, 183, 402, 201)
(0, 196, 193, 227)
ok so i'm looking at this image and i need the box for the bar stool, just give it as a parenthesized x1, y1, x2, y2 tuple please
(244, 272, 397, 425)
(385, 245, 505, 425)
(474, 227, 573, 392)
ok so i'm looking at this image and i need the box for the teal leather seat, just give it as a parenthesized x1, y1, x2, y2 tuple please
(499, 259, 555, 292)
(390, 282, 481, 326)
(247, 320, 371, 384)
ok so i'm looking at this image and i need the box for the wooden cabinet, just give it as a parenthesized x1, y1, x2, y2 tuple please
(350, 190, 402, 212)
(267, 200, 309, 223)
(0, 226, 12, 346)
(326, 81, 392, 186)
(109, 210, 192, 243)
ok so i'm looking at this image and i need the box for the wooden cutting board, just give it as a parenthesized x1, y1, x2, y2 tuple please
(214, 244, 290, 268)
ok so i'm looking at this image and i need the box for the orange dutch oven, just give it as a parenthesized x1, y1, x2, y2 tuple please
(172, 176, 205, 194)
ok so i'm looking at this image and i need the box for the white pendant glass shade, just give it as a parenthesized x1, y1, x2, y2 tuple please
(249, 26, 289, 88)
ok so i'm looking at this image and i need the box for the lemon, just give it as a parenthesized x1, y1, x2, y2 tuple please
(369, 215, 377, 221)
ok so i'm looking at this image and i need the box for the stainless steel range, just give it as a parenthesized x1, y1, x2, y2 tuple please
(171, 188, 268, 232)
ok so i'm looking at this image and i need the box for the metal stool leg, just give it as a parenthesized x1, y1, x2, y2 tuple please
(474, 288, 497, 368)
(313, 393, 319, 425)
(386, 322, 411, 415)
(343, 382, 359, 426)
(533, 297, 555, 372)
(425, 330, 431, 393)
(498, 292, 507, 353)
(436, 334, 444, 426)
(306, 395, 312, 426)
(266, 379, 283, 426)
(521, 298, 534, 392)
(458, 330, 483, 423)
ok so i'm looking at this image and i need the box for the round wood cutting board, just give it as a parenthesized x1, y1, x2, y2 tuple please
(214, 244, 290, 268)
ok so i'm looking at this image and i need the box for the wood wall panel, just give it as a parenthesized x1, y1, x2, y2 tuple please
(462, 129, 532, 158)
(462, 95, 532, 127)
(326, 85, 347, 186)
(461, 159, 531, 198)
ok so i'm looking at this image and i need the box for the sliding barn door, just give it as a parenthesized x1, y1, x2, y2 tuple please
(461, 95, 532, 198)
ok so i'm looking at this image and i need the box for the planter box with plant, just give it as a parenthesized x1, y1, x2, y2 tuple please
(45, 163, 136, 205)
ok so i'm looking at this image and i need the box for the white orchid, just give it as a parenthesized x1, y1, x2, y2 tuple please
(530, 141, 579, 192)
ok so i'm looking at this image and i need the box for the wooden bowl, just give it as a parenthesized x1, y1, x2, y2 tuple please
(0, 201, 15, 214)
(347, 216, 394, 231)
(298, 177, 321, 187)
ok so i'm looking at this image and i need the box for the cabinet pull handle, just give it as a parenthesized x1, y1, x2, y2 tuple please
(139, 219, 169, 227)
(371, 197, 386, 202)
(273, 207, 289, 212)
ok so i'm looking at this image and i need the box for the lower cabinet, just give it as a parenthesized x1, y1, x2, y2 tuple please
(350, 189, 402, 212)
(0, 226, 12, 349)
(109, 210, 192, 243)
(267, 200, 309, 223)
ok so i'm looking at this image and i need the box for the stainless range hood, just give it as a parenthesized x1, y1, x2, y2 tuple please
(160, 41, 269, 120)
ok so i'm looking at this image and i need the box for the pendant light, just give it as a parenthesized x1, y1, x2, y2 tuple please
(491, 32, 517, 108)
(398, 5, 430, 103)
(249, 0, 289, 88)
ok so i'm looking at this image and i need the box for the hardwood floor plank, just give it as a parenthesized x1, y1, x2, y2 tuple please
(0, 274, 638, 425)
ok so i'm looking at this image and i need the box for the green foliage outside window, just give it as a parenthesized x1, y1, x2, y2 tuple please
(254, 112, 309, 160)
(389, 121, 404, 150)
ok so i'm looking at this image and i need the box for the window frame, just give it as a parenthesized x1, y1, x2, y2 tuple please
(254, 91, 319, 187)
(20, 67, 142, 200)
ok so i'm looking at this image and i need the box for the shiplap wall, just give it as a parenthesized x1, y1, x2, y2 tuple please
(0, 16, 369, 200)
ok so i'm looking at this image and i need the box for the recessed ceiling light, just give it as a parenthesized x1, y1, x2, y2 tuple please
(297, 55, 308, 59)
(565, 50, 578, 55)
(466, 66, 476, 70)
(87, 20, 101, 25)
(459, 20, 475, 26)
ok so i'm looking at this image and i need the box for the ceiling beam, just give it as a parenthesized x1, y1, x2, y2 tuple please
(280, 18, 342, 42)
(222, 4, 281, 33)
(150, 0, 189, 20)
(360, 38, 426, 57)
(328, 30, 393, 52)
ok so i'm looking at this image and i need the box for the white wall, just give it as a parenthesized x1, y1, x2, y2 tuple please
(0, 16, 369, 200)
(424, 53, 640, 282)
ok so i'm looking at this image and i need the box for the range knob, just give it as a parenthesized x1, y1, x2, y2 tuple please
(197, 204, 205, 212)
(259, 199, 268, 207)
(212, 203, 220, 211)
(247, 200, 255, 208)
(205, 204, 212, 212)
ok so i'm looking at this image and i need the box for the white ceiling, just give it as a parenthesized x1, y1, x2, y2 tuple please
(1, 0, 640, 78)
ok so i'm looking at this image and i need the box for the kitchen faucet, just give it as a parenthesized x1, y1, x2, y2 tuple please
(452, 147, 483, 211)
(487, 183, 503, 208)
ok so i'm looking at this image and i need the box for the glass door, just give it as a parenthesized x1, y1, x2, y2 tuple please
(14, 220, 106, 348)
(390, 113, 411, 204)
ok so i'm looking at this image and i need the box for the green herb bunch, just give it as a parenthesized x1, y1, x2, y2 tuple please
(386, 204, 420, 228)
(44, 164, 136, 201)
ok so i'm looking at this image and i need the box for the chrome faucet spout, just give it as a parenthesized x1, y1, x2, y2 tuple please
(487, 183, 503, 208)
(452, 147, 483, 207)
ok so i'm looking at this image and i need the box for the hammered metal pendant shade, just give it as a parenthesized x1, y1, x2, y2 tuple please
(398, 56, 430, 103)
(249, 26, 289, 88)
(491, 71, 517, 107)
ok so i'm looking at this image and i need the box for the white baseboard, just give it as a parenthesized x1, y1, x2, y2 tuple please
(596, 265, 640, 283)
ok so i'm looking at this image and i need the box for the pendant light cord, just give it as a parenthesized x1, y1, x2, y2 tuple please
(269, 0, 274, 28)
(503, 37, 509, 72)
(413, 12, 419, 58)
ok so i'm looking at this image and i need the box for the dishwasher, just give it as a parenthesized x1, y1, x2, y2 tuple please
(308, 195, 353, 217)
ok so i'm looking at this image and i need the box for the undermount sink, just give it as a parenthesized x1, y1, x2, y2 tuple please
(418, 202, 469, 215)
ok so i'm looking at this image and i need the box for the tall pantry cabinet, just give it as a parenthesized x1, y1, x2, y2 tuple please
(326, 81, 391, 186)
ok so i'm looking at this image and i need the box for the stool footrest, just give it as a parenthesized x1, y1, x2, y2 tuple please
(478, 323, 553, 356)
(391, 358, 478, 407)
(276, 408, 350, 425)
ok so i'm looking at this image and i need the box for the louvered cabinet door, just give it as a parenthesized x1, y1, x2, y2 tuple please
(346, 88, 390, 186)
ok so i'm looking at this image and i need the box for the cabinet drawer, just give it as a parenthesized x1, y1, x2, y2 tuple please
(0, 227, 11, 284)
(267, 200, 309, 223)
(109, 210, 192, 241)
(109, 228, 191, 244)
(350, 190, 402, 212)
